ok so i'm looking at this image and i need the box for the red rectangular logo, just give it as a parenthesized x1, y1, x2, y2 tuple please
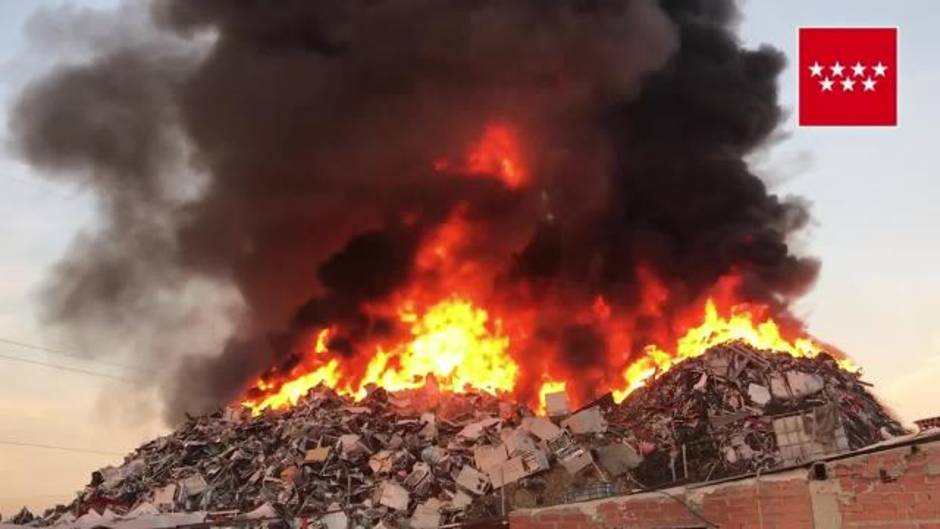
(798, 27, 897, 126)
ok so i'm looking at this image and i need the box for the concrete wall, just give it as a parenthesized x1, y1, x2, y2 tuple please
(509, 438, 940, 529)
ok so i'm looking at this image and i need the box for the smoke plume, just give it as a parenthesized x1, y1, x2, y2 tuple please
(9, 0, 818, 421)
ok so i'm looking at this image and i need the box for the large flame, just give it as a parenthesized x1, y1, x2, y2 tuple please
(241, 295, 850, 415)
(239, 123, 854, 416)
(359, 297, 516, 396)
(243, 297, 518, 415)
(611, 300, 856, 402)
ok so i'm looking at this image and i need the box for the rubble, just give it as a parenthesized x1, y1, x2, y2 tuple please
(24, 388, 547, 528)
(376, 482, 410, 511)
(544, 392, 570, 418)
(547, 432, 594, 475)
(15, 341, 908, 527)
(612, 341, 908, 487)
(455, 466, 489, 495)
(410, 499, 443, 528)
(561, 407, 607, 434)
(520, 417, 562, 441)
(595, 442, 642, 477)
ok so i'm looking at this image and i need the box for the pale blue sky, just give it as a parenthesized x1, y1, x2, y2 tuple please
(0, 0, 937, 515)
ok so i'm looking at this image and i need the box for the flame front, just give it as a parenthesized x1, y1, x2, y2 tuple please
(242, 295, 851, 415)
(238, 123, 855, 416)
(611, 300, 856, 402)
(242, 297, 518, 414)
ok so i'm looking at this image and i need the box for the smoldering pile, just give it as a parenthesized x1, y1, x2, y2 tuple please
(610, 341, 909, 487)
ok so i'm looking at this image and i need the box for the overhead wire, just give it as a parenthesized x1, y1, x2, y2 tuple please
(0, 336, 144, 371)
(0, 352, 133, 383)
(0, 440, 124, 457)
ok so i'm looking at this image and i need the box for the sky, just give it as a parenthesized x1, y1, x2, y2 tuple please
(1, 0, 938, 517)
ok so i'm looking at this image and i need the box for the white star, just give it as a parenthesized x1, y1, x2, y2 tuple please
(872, 62, 888, 77)
(841, 78, 855, 91)
(819, 77, 834, 91)
(809, 61, 824, 77)
(830, 61, 845, 77)
(851, 61, 866, 77)
(862, 77, 877, 91)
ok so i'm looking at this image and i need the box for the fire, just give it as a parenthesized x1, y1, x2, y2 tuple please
(242, 297, 518, 414)
(242, 358, 340, 415)
(612, 299, 856, 402)
(239, 123, 854, 416)
(243, 293, 852, 416)
(434, 124, 527, 188)
(358, 297, 517, 395)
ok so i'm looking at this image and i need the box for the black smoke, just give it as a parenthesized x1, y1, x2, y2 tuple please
(9, 0, 818, 421)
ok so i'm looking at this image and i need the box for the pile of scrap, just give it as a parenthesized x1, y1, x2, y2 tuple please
(12, 342, 908, 527)
(22, 385, 624, 528)
(610, 341, 908, 487)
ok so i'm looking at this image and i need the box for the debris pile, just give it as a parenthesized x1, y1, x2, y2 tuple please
(15, 343, 906, 527)
(611, 342, 908, 487)
(24, 381, 622, 528)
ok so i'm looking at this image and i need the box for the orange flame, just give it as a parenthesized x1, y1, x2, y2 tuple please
(358, 297, 517, 396)
(612, 299, 857, 402)
(434, 124, 527, 189)
(242, 295, 856, 415)
(242, 297, 517, 414)
(239, 123, 855, 417)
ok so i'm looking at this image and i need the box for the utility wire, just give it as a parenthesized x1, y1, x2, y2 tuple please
(0, 337, 143, 371)
(0, 440, 124, 457)
(0, 353, 133, 383)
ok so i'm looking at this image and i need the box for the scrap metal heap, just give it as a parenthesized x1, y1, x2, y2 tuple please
(18, 342, 906, 527)
(610, 341, 909, 487)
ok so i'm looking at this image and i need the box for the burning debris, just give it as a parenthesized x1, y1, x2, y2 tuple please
(14, 344, 906, 528)
(5, 0, 909, 525)
(612, 342, 907, 487)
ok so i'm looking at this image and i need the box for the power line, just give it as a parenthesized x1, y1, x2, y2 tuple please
(0, 353, 133, 383)
(0, 440, 124, 457)
(0, 337, 144, 371)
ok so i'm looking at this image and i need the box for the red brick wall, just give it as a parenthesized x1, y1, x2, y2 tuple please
(832, 440, 940, 528)
(509, 438, 940, 529)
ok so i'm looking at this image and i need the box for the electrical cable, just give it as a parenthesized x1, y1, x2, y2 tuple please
(0, 440, 124, 456)
(0, 337, 143, 371)
(0, 352, 133, 382)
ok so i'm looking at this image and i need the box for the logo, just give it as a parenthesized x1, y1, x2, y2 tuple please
(798, 27, 897, 126)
